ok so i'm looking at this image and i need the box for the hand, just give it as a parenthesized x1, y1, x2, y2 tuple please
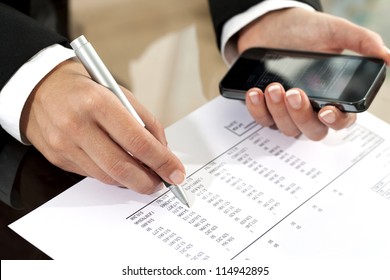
(237, 8, 390, 140)
(20, 59, 186, 194)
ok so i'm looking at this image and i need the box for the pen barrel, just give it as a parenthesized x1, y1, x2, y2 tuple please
(70, 36, 145, 127)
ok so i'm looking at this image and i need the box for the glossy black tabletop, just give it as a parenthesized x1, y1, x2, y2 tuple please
(0, 130, 83, 259)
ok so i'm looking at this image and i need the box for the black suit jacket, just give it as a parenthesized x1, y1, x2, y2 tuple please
(0, 1, 69, 207)
(208, 0, 323, 49)
(0, 2, 69, 88)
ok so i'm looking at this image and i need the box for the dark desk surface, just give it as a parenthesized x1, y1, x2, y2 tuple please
(0, 132, 83, 259)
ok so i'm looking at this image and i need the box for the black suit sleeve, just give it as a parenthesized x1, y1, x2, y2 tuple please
(0, 2, 70, 89)
(208, 0, 323, 49)
(0, 2, 70, 207)
(0, 130, 29, 208)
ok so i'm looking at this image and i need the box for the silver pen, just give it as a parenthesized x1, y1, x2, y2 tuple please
(70, 35, 189, 207)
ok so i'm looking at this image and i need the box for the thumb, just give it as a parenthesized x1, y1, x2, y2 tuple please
(330, 16, 390, 64)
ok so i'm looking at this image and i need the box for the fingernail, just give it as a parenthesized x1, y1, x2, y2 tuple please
(169, 170, 186, 185)
(385, 46, 390, 55)
(268, 85, 282, 103)
(319, 109, 336, 124)
(286, 89, 302, 109)
(248, 91, 260, 105)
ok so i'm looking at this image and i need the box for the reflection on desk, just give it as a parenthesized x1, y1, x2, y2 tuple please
(0, 130, 83, 259)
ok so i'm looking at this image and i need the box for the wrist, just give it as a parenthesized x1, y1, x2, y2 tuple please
(0, 44, 75, 143)
(237, 8, 291, 54)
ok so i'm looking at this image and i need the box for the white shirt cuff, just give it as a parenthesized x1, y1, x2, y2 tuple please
(221, 0, 315, 65)
(0, 44, 75, 143)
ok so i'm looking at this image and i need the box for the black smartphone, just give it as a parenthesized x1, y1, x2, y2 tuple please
(219, 47, 386, 112)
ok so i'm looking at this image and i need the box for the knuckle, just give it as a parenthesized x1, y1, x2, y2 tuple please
(46, 131, 68, 152)
(332, 114, 356, 131)
(282, 129, 301, 138)
(304, 125, 329, 141)
(46, 153, 64, 168)
(56, 115, 84, 135)
(78, 89, 103, 112)
(128, 134, 151, 155)
(99, 174, 118, 186)
(249, 108, 275, 128)
(308, 130, 328, 141)
(154, 156, 174, 174)
(44, 148, 69, 169)
(149, 115, 164, 131)
(72, 83, 106, 112)
(135, 183, 157, 195)
(256, 116, 275, 127)
(106, 159, 130, 182)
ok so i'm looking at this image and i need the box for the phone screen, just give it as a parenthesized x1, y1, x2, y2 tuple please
(252, 53, 362, 101)
(221, 48, 385, 106)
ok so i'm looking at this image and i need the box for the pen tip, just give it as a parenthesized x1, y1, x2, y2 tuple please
(168, 184, 190, 208)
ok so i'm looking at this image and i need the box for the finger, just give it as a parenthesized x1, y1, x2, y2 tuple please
(264, 84, 301, 137)
(284, 88, 329, 141)
(92, 87, 186, 186)
(30, 123, 124, 188)
(245, 87, 275, 127)
(318, 106, 357, 130)
(121, 86, 168, 146)
(79, 123, 163, 194)
(328, 15, 390, 64)
(68, 147, 123, 187)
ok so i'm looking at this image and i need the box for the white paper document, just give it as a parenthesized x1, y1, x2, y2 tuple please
(10, 96, 390, 260)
